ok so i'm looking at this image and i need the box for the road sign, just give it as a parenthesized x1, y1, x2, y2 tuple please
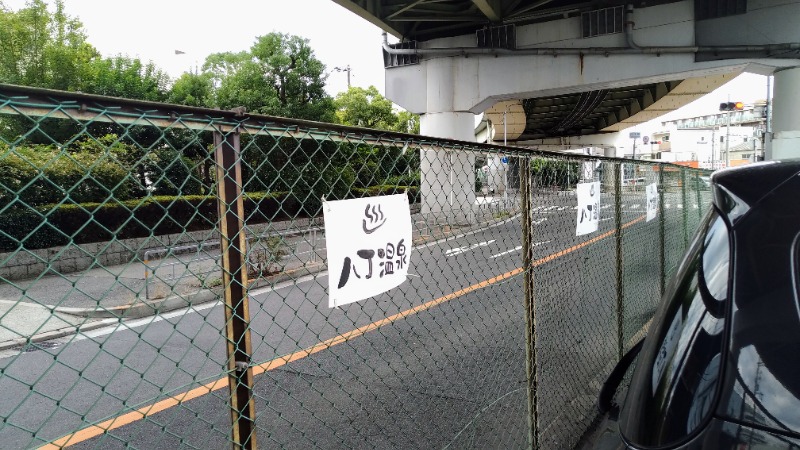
(500, 156, 508, 164)
(629, 132, 641, 139)
(642, 136, 649, 145)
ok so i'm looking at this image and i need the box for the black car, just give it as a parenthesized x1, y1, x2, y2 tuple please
(598, 159, 800, 449)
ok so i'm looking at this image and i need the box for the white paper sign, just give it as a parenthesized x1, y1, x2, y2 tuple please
(324, 194, 412, 308)
(575, 181, 600, 236)
(646, 183, 658, 222)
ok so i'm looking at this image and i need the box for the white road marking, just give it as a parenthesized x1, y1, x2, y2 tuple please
(490, 240, 551, 259)
(491, 246, 522, 259)
(416, 214, 519, 250)
(445, 239, 496, 257)
(630, 204, 640, 209)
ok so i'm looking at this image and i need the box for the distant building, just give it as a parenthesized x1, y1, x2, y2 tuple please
(644, 102, 766, 169)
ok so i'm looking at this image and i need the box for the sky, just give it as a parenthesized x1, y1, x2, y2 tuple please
(4, 0, 391, 96)
(4, 0, 771, 126)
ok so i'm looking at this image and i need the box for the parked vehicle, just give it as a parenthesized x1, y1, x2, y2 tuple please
(597, 160, 800, 449)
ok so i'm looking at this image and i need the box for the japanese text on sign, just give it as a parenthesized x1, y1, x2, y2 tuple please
(324, 194, 412, 308)
(575, 181, 601, 236)
(646, 183, 658, 222)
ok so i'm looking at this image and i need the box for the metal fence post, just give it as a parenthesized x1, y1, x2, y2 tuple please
(614, 163, 624, 360)
(214, 129, 258, 450)
(681, 168, 689, 249)
(520, 156, 538, 450)
(658, 164, 666, 298)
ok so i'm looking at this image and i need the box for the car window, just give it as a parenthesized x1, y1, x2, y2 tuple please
(621, 209, 730, 447)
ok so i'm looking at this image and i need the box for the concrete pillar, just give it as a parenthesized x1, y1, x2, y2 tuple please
(768, 66, 800, 160)
(486, 154, 505, 194)
(602, 147, 617, 188)
(419, 58, 476, 225)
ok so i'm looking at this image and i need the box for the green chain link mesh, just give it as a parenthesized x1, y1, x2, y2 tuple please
(0, 85, 712, 449)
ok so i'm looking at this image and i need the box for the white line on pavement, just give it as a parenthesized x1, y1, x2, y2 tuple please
(445, 240, 496, 257)
(491, 246, 522, 259)
(490, 240, 551, 259)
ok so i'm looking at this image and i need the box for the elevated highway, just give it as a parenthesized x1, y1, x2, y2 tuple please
(333, 0, 800, 219)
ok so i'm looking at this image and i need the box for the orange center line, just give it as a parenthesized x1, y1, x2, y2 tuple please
(41, 215, 644, 449)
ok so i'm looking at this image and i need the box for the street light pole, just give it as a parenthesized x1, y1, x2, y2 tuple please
(334, 65, 351, 87)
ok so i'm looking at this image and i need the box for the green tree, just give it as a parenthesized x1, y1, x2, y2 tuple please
(333, 85, 421, 134)
(531, 158, 580, 189)
(169, 72, 214, 107)
(82, 55, 170, 101)
(204, 33, 335, 122)
(333, 86, 397, 129)
(0, 0, 98, 90)
(392, 110, 421, 134)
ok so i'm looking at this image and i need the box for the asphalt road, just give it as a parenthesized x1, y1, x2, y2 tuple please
(0, 191, 708, 450)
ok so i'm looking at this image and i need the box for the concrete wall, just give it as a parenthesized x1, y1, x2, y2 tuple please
(0, 219, 318, 282)
(696, 0, 800, 46)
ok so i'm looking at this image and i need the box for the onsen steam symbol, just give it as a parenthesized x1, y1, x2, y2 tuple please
(362, 203, 387, 234)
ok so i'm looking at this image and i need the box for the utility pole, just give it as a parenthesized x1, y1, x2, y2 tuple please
(719, 98, 743, 167)
(725, 109, 731, 168)
(334, 65, 351, 87)
(711, 128, 716, 169)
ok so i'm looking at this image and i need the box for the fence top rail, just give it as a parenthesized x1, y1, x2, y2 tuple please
(0, 83, 708, 172)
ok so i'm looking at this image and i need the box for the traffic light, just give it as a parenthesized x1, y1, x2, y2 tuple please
(719, 101, 744, 111)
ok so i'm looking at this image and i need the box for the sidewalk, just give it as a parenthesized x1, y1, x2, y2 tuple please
(0, 200, 519, 350)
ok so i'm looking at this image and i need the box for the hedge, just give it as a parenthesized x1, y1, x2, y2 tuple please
(0, 192, 299, 251)
(0, 185, 421, 252)
(351, 185, 419, 204)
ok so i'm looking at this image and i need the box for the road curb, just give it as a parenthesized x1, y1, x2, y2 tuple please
(56, 263, 327, 319)
(0, 318, 117, 352)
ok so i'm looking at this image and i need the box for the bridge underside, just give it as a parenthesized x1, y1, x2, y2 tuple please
(334, 0, 800, 158)
(332, 0, 679, 42)
(483, 73, 736, 142)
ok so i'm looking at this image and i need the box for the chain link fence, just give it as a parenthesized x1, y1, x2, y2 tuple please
(0, 84, 711, 449)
